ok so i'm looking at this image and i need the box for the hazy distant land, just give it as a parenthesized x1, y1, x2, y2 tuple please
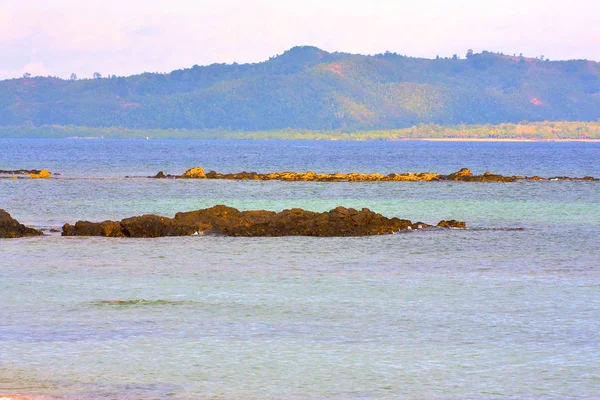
(1, 121, 598, 140)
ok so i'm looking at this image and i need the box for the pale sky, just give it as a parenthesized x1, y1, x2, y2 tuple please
(1, 0, 599, 80)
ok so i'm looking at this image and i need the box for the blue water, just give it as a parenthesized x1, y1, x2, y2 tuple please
(2, 139, 599, 177)
(1, 139, 599, 399)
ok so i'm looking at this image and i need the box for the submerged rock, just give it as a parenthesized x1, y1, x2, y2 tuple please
(62, 205, 466, 238)
(0, 209, 44, 238)
(95, 299, 189, 306)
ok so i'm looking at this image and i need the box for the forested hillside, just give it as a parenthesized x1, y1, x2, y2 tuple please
(1, 46, 599, 130)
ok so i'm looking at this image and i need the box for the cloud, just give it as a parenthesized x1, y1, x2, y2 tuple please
(21, 61, 50, 77)
(0, 62, 50, 79)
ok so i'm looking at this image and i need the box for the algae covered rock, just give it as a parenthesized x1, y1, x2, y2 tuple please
(0, 209, 43, 238)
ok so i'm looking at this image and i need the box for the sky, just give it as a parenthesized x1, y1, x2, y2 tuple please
(1, 0, 599, 80)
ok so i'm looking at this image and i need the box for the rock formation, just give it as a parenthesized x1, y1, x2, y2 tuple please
(181, 167, 206, 179)
(0, 209, 43, 238)
(62, 205, 466, 238)
(437, 220, 468, 229)
(150, 167, 597, 182)
(0, 169, 52, 178)
(28, 170, 51, 179)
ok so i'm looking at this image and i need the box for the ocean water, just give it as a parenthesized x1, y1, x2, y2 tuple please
(1, 139, 599, 399)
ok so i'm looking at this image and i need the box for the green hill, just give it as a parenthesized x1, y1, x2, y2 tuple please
(1, 46, 599, 130)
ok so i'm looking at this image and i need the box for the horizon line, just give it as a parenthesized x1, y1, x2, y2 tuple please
(2, 45, 598, 82)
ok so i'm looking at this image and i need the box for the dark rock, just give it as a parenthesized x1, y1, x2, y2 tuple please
(205, 170, 221, 179)
(121, 215, 201, 237)
(0, 169, 51, 178)
(62, 205, 465, 237)
(443, 168, 516, 182)
(437, 220, 467, 229)
(547, 175, 599, 181)
(447, 168, 473, 179)
(0, 209, 44, 238)
(62, 220, 124, 237)
(409, 221, 432, 229)
(149, 171, 180, 179)
(0, 169, 43, 175)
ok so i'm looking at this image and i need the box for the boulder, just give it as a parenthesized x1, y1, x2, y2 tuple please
(181, 167, 206, 179)
(62, 220, 124, 237)
(437, 220, 467, 229)
(121, 215, 201, 237)
(28, 170, 51, 179)
(0, 209, 43, 238)
(447, 168, 473, 179)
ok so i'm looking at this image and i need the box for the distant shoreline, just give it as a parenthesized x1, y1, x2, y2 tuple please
(1, 137, 598, 142)
(0, 121, 599, 141)
(415, 138, 600, 142)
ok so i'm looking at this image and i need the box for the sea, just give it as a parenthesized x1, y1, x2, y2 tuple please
(1, 139, 599, 399)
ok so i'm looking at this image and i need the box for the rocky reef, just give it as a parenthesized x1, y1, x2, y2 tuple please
(0, 209, 43, 238)
(62, 205, 466, 238)
(0, 169, 52, 179)
(152, 167, 597, 182)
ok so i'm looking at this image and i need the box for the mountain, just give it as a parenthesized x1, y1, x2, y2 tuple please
(1, 46, 599, 130)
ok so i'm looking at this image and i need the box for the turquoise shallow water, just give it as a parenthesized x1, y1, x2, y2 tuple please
(1, 139, 600, 399)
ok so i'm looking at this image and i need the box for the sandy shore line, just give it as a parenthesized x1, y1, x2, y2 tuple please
(0, 395, 70, 400)
(414, 138, 600, 142)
